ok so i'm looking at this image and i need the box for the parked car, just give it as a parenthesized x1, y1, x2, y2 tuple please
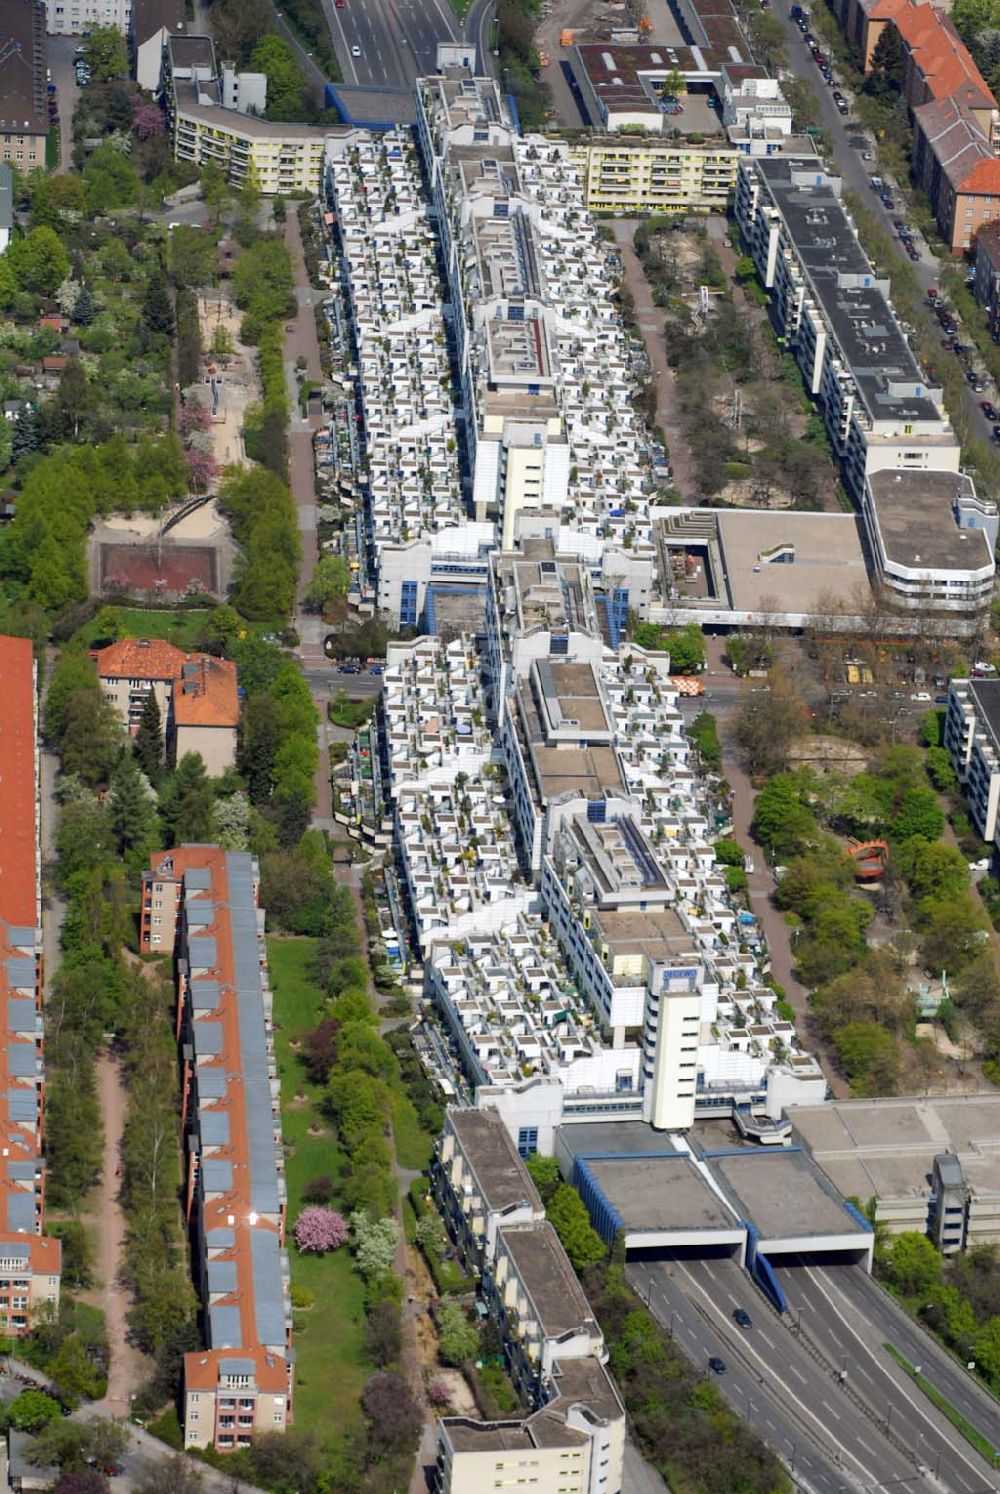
(981, 400, 996, 418)
(992, 423, 1000, 442)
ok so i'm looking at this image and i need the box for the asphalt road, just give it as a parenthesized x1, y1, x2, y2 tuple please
(627, 1257, 922, 1494)
(46, 35, 81, 172)
(465, 0, 497, 75)
(324, 0, 458, 88)
(773, 1260, 1000, 1494)
(774, 10, 997, 449)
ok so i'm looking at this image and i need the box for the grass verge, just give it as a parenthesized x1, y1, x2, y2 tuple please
(268, 935, 368, 1434)
(883, 1343, 999, 1465)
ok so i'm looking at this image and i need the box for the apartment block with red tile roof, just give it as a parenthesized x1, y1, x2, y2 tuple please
(146, 846, 291, 1451)
(831, 0, 1000, 252)
(0, 638, 60, 1336)
(96, 639, 239, 774)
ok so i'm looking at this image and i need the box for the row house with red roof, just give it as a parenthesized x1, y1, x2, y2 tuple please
(0, 638, 60, 1336)
(142, 846, 292, 1450)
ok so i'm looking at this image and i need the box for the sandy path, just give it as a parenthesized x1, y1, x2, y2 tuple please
(80, 1052, 153, 1416)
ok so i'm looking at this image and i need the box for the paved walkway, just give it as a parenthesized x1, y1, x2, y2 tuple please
(609, 220, 699, 501)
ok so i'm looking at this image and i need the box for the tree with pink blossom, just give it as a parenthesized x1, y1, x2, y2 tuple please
(132, 103, 165, 139)
(178, 402, 211, 438)
(185, 447, 217, 493)
(294, 1206, 349, 1254)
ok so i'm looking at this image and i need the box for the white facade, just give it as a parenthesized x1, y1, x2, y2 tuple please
(946, 678, 1000, 843)
(46, 0, 128, 35)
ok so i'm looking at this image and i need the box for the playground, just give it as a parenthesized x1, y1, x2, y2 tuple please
(89, 500, 235, 602)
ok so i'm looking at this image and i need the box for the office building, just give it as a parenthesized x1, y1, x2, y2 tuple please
(0, 0, 48, 171)
(144, 846, 292, 1450)
(0, 638, 60, 1336)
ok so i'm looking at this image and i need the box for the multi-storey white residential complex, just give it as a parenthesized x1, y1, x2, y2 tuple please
(322, 69, 664, 630)
(382, 545, 824, 1156)
(417, 71, 660, 565)
(324, 130, 472, 625)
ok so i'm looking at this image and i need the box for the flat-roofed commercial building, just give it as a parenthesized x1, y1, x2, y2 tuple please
(145, 846, 292, 1451)
(792, 1095, 1000, 1249)
(0, 637, 59, 1335)
(861, 469, 996, 617)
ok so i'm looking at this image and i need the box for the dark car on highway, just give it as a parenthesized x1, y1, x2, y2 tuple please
(733, 1308, 753, 1329)
(709, 1356, 727, 1374)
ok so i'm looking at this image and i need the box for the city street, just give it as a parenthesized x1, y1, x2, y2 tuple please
(323, 0, 458, 88)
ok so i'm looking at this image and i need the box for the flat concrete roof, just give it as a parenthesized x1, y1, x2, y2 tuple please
(449, 1108, 544, 1217)
(716, 509, 869, 613)
(791, 1095, 1000, 1202)
(707, 1148, 867, 1240)
(868, 470, 994, 573)
(501, 1221, 598, 1339)
(585, 1154, 738, 1233)
(559, 1119, 680, 1158)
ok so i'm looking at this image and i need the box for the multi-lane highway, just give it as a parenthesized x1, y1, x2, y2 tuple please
(324, 0, 458, 88)
(627, 1255, 1000, 1494)
(774, 1259, 1000, 1494)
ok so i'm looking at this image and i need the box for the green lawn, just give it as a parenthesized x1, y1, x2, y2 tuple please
(268, 936, 368, 1435)
(76, 607, 213, 650)
(390, 1089, 433, 1171)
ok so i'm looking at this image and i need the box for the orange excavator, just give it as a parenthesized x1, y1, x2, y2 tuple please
(847, 839, 889, 881)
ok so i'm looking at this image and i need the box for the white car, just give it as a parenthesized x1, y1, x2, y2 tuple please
(351, 43, 361, 56)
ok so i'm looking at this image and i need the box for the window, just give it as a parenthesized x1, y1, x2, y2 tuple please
(517, 1127, 538, 1158)
(399, 580, 418, 628)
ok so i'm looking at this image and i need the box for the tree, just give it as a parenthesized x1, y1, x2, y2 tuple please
(108, 752, 159, 873)
(898, 838, 969, 901)
(436, 1301, 479, 1366)
(160, 753, 214, 843)
(54, 1473, 108, 1494)
(133, 689, 163, 784)
(136, 1457, 204, 1494)
(919, 893, 989, 974)
(546, 1184, 607, 1270)
(132, 103, 165, 140)
(11, 406, 39, 465)
(361, 1372, 422, 1458)
(72, 286, 95, 327)
(8, 226, 70, 296)
(525, 1153, 561, 1204)
(302, 1174, 334, 1204)
(350, 1210, 399, 1279)
(886, 1231, 942, 1297)
(7, 1389, 63, 1431)
(868, 23, 906, 96)
(302, 1017, 339, 1084)
(293, 1206, 348, 1254)
(213, 790, 251, 850)
(81, 24, 128, 80)
(973, 1316, 1000, 1386)
(892, 786, 945, 844)
(834, 1021, 901, 1095)
(143, 270, 174, 338)
(304, 554, 351, 612)
(251, 35, 305, 121)
(249, 1431, 322, 1494)
(414, 1211, 445, 1260)
(60, 691, 122, 787)
(365, 1301, 401, 1368)
(48, 1332, 102, 1407)
(737, 668, 808, 778)
(661, 623, 705, 674)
